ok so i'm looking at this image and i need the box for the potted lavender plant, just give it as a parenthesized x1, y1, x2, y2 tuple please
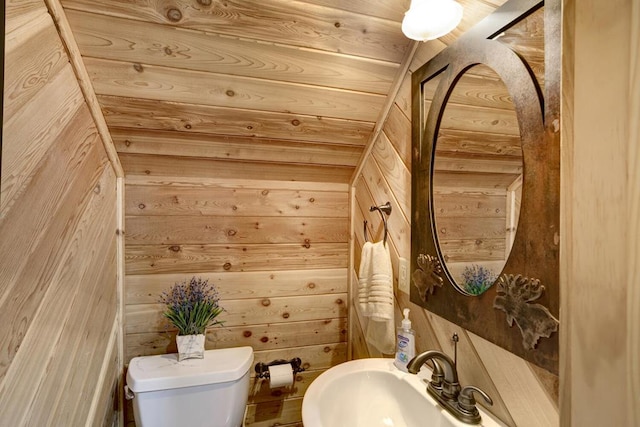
(159, 277, 224, 361)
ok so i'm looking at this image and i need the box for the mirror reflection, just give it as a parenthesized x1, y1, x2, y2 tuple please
(431, 65, 523, 295)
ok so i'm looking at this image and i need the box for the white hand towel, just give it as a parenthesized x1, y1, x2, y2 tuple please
(366, 241, 394, 320)
(366, 318, 396, 354)
(357, 241, 373, 316)
(357, 240, 395, 354)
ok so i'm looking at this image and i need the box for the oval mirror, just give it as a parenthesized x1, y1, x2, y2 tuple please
(432, 64, 523, 295)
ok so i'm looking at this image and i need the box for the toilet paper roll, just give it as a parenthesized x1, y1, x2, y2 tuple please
(268, 363, 294, 389)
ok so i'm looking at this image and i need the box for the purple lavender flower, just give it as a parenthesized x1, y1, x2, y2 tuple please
(159, 277, 224, 335)
(461, 264, 497, 295)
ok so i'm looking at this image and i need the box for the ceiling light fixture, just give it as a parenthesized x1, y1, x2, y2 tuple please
(401, 0, 464, 41)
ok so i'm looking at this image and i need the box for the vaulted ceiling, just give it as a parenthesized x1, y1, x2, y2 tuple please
(60, 0, 507, 184)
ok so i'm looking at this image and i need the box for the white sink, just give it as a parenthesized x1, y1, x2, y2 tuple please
(302, 358, 503, 427)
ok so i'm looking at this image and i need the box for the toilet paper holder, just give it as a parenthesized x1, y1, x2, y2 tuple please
(254, 357, 304, 379)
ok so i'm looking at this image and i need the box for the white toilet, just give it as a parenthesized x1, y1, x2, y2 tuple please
(126, 346, 254, 427)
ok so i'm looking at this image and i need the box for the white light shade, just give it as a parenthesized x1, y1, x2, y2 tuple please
(401, 0, 464, 41)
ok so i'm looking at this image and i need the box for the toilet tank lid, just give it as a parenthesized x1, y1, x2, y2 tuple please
(126, 346, 254, 393)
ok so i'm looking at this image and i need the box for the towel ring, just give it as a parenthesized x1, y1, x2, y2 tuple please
(364, 202, 392, 246)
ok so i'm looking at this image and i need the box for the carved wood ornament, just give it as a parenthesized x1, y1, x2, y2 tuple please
(494, 274, 559, 351)
(412, 254, 444, 301)
(410, 0, 560, 373)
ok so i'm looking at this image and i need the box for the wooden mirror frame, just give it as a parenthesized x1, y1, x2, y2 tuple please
(410, 0, 560, 373)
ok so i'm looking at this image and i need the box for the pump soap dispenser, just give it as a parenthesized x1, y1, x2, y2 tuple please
(394, 308, 416, 371)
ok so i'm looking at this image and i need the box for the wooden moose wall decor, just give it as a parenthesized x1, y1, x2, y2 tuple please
(410, 0, 560, 373)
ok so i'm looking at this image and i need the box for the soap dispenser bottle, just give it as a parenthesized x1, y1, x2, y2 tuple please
(394, 308, 416, 371)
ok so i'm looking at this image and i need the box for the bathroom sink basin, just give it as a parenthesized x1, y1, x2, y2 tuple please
(302, 358, 503, 427)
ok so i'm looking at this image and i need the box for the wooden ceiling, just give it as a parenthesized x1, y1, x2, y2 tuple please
(60, 0, 508, 184)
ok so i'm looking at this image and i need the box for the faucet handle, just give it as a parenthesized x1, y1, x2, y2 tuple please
(458, 385, 493, 413)
(428, 360, 444, 390)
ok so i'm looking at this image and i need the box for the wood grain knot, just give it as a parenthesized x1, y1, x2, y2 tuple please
(291, 119, 300, 126)
(334, 22, 341, 28)
(309, 198, 315, 203)
(295, 375, 303, 382)
(124, 139, 132, 147)
(261, 299, 271, 307)
(261, 190, 269, 196)
(138, 203, 146, 210)
(303, 362, 311, 369)
(223, 262, 232, 270)
(184, 123, 192, 129)
(164, 46, 173, 55)
(133, 63, 143, 72)
(226, 89, 235, 97)
(144, 169, 151, 175)
(243, 330, 252, 337)
(303, 239, 311, 249)
(93, 184, 101, 194)
(166, 8, 182, 22)
(169, 245, 181, 252)
(260, 336, 269, 343)
(227, 229, 237, 236)
(335, 298, 343, 305)
(323, 346, 331, 353)
(232, 205, 238, 211)
(307, 282, 316, 289)
(197, 0, 212, 5)
(282, 312, 290, 319)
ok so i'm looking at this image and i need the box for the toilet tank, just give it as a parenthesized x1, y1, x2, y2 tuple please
(126, 346, 254, 427)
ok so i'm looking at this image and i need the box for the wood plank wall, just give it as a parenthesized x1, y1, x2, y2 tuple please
(349, 38, 559, 427)
(560, 0, 640, 424)
(123, 174, 350, 426)
(2, 0, 120, 425)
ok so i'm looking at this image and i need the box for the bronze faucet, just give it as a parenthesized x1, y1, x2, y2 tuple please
(407, 350, 493, 424)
